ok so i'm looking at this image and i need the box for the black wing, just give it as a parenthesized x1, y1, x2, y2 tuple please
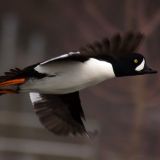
(29, 92, 86, 136)
(79, 32, 144, 59)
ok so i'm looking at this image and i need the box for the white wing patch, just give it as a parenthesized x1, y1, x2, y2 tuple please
(40, 51, 80, 65)
(135, 59, 145, 71)
(40, 54, 68, 65)
(34, 51, 80, 75)
(29, 92, 43, 104)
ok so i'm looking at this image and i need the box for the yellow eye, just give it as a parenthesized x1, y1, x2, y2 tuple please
(134, 59, 138, 63)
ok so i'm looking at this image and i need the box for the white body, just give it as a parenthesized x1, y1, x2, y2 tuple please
(21, 58, 115, 94)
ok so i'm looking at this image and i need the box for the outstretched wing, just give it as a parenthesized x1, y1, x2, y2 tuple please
(29, 92, 86, 136)
(79, 32, 144, 58)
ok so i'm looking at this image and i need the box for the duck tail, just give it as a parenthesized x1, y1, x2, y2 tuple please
(0, 68, 26, 95)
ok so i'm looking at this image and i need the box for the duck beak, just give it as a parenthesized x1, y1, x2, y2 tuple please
(143, 65, 157, 74)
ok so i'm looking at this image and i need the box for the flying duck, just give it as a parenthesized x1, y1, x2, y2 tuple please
(0, 32, 157, 136)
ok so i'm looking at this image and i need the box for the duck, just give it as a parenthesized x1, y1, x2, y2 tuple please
(0, 32, 157, 136)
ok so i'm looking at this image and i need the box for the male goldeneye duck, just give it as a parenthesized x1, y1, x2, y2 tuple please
(0, 32, 157, 136)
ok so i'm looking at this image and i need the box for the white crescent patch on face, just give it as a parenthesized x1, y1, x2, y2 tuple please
(135, 59, 145, 71)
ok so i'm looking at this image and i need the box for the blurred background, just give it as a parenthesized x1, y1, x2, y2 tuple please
(0, 0, 159, 160)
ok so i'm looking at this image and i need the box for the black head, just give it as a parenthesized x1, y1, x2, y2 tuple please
(111, 53, 157, 77)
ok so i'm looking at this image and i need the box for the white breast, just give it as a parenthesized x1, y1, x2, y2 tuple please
(21, 58, 115, 94)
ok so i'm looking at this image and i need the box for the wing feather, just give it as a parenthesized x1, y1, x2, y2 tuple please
(29, 92, 86, 136)
(79, 32, 144, 59)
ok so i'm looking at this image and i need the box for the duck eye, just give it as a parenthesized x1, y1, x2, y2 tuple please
(134, 59, 138, 64)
